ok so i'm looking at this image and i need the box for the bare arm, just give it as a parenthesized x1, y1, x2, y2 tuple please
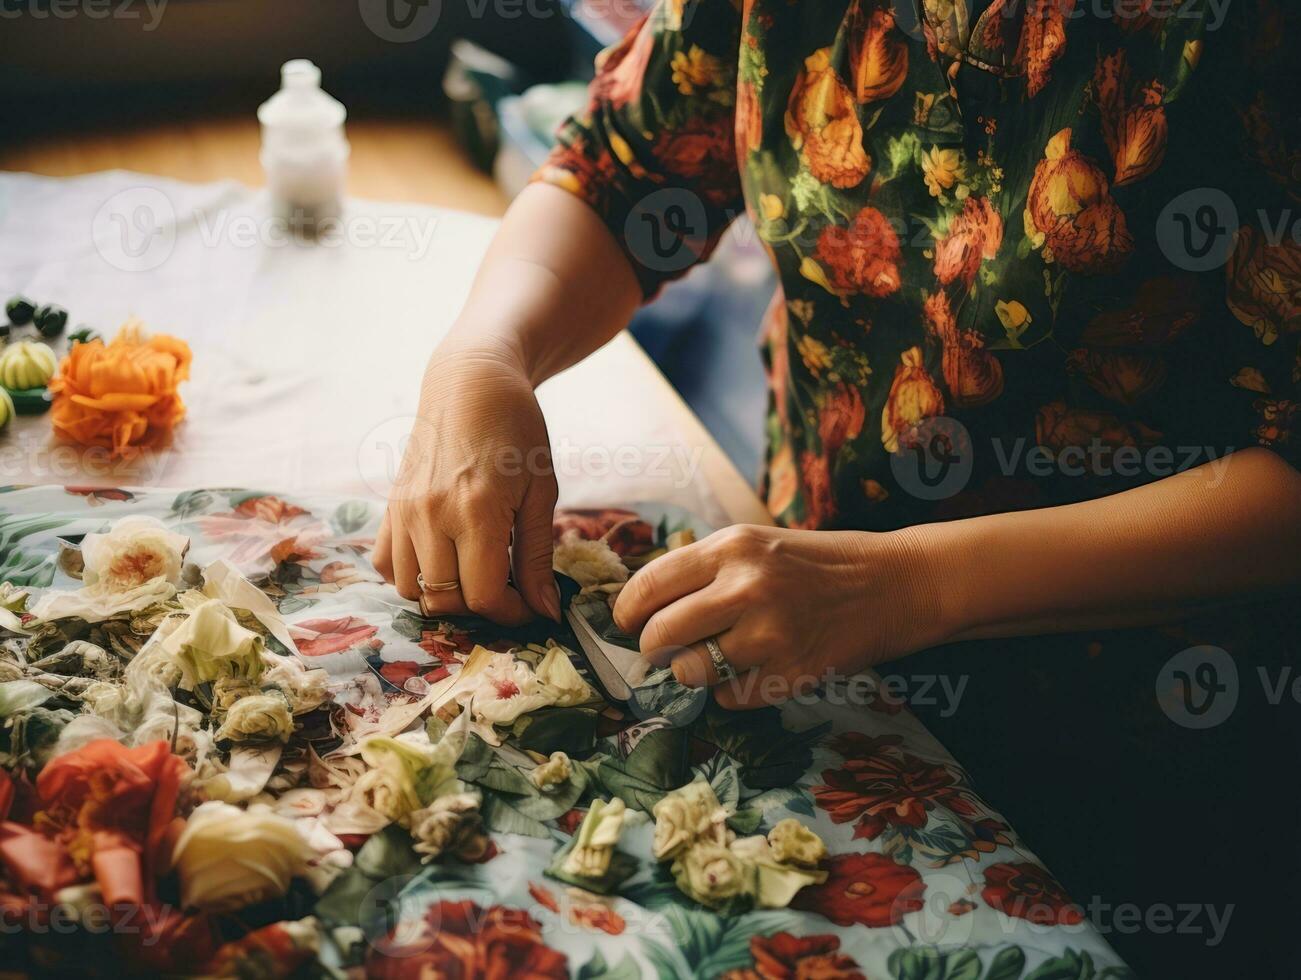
(372, 185, 641, 624)
(613, 449, 1301, 707)
(438, 183, 641, 385)
(921, 447, 1301, 641)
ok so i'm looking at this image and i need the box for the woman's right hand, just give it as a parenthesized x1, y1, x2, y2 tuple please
(372, 340, 560, 626)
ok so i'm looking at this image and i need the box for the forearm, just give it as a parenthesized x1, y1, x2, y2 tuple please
(899, 448, 1301, 644)
(436, 183, 642, 386)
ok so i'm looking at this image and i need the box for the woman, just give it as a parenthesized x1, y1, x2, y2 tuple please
(375, 0, 1299, 973)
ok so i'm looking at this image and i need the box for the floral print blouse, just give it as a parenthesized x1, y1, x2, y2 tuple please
(535, 0, 1300, 532)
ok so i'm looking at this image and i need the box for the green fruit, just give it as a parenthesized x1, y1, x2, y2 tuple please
(34, 304, 68, 338)
(6, 386, 51, 415)
(0, 341, 58, 390)
(5, 297, 35, 326)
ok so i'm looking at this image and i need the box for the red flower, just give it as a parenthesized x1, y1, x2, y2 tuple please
(981, 861, 1085, 926)
(528, 881, 560, 914)
(721, 932, 866, 979)
(379, 660, 450, 688)
(818, 383, 866, 455)
(418, 625, 474, 662)
(813, 731, 963, 839)
(556, 808, 587, 835)
(652, 115, 739, 206)
(591, 15, 655, 109)
(291, 616, 380, 658)
(925, 291, 1004, 408)
(794, 451, 837, 530)
(366, 899, 568, 979)
(22, 740, 188, 907)
(0, 769, 12, 821)
(792, 852, 925, 927)
(933, 196, 1003, 288)
(814, 207, 902, 298)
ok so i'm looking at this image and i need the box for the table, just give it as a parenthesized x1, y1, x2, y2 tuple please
(0, 171, 1128, 977)
(0, 170, 766, 530)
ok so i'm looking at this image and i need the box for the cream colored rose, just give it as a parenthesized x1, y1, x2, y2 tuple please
(171, 801, 315, 913)
(81, 515, 188, 593)
(552, 532, 629, 588)
(672, 843, 753, 908)
(163, 598, 267, 691)
(535, 647, 594, 708)
(211, 676, 260, 713)
(529, 751, 572, 792)
(651, 779, 731, 860)
(409, 792, 488, 863)
(263, 658, 330, 714)
(353, 732, 459, 825)
(562, 797, 627, 879)
(767, 818, 827, 868)
(215, 692, 294, 742)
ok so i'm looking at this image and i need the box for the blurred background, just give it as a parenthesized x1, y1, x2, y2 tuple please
(2, 0, 773, 480)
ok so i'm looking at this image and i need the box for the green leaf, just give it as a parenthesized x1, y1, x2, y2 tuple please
(332, 500, 374, 536)
(944, 950, 982, 980)
(577, 950, 643, 980)
(890, 947, 945, 980)
(516, 707, 598, 757)
(479, 792, 552, 838)
(986, 947, 1026, 980)
(168, 489, 216, 519)
(1024, 950, 1096, 980)
(691, 704, 829, 789)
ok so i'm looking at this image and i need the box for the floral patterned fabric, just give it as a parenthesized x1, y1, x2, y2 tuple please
(536, 0, 1300, 530)
(0, 484, 1130, 977)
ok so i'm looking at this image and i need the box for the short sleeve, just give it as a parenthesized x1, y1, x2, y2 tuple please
(532, 0, 745, 298)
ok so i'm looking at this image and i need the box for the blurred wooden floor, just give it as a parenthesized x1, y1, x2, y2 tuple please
(1, 116, 511, 218)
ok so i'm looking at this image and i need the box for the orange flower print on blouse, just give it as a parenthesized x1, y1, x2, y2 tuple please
(849, 0, 909, 103)
(785, 48, 871, 189)
(538, 0, 1301, 529)
(1024, 128, 1133, 274)
(1094, 50, 1168, 187)
(881, 347, 944, 453)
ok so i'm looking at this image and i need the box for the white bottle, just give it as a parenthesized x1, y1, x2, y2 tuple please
(258, 60, 349, 227)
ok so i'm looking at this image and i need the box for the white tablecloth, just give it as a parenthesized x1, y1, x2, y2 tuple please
(0, 170, 767, 528)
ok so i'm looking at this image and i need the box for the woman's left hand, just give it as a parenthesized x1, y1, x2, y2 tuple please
(611, 524, 945, 710)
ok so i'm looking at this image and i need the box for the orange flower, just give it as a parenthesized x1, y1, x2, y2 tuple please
(33, 740, 189, 907)
(765, 443, 799, 518)
(849, 1, 909, 103)
(925, 292, 1004, 408)
(49, 321, 192, 459)
(933, 196, 1004, 288)
(1094, 50, 1167, 186)
(1024, 128, 1133, 274)
(785, 48, 871, 188)
(818, 382, 866, 455)
(1079, 276, 1202, 347)
(881, 346, 945, 453)
(1225, 226, 1301, 346)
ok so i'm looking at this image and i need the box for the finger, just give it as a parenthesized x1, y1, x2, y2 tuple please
(455, 529, 533, 626)
(390, 519, 423, 602)
(669, 629, 757, 688)
(640, 584, 742, 666)
(613, 542, 718, 633)
(415, 530, 470, 617)
(512, 476, 561, 621)
(373, 510, 395, 582)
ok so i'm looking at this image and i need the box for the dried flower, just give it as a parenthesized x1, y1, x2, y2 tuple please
(767, 817, 827, 868)
(171, 801, 314, 912)
(409, 792, 489, 863)
(215, 692, 294, 743)
(552, 532, 629, 588)
(530, 751, 572, 792)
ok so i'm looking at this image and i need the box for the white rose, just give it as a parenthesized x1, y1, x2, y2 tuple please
(671, 844, 753, 908)
(468, 653, 555, 727)
(162, 598, 267, 691)
(81, 515, 188, 593)
(171, 801, 315, 913)
(767, 817, 827, 868)
(651, 779, 732, 860)
(215, 692, 294, 743)
(263, 657, 330, 714)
